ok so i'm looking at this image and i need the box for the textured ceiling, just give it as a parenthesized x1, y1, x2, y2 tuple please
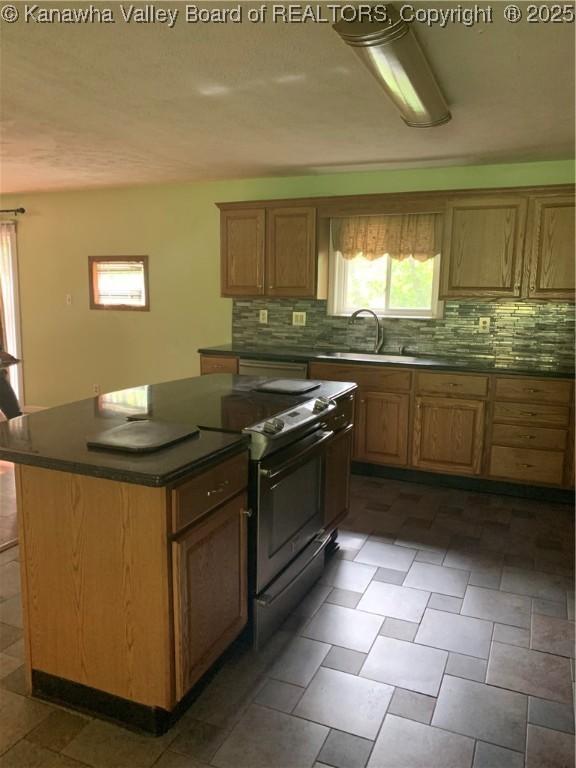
(1, 2, 574, 193)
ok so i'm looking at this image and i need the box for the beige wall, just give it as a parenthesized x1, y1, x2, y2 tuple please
(1, 159, 573, 407)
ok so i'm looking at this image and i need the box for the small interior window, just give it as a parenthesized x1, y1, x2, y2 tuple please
(89, 256, 149, 310)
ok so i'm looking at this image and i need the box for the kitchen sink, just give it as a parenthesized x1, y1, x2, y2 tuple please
(316, 351, 469, 367)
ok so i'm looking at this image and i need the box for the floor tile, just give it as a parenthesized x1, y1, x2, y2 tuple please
(372, 567, 406, 585)
(0, 623, 21, 652)
(533, 598, 568, 618)
(302, 604, 383, 653)
(317, 729, 373, 768)
(26, 709, 89, 752)
(380, 617, 418, 642)
(427, 594, 463, 613)
(354, 540, 417, 572)
(1, 638, 24, 660)
(253, 679, 304, 714)
(394, 529, 450, 553)
(525, 724, 575, 768)
(0, 653, 22, 680)
(432, 675, 527, 751)
(472, 741, 524, 768)
(321, 646, 366, 676)
(337, 531, 368, 551)
(367, 714, 474, 768)
(415, 549, 444, 565)
(528, 696, 575, 734)
(461, 585, 531, 628)
(0, 562, 20, 600)
(388, 688, 436, 724)
(212, 704, 328, 768)
(404, 562, 469, 598)
(0, 595, 22, 628)
(294, 667, 393, 740)
(326, 588, 362, 609)
(269, 636, 331, 687)
(415, 608, 492, 659)
(292, 584, 332, 619)
(63, 720, 175, 768)
(445, 652, 487, 683)
(501, 567, 569, 602)
(0, 687, 53, 756)
(492, 623, 530, 647)
(357, 581, 429, 623)
(360, 636, 447, 696)
(468, 567, 502, 589)
(153, 751, 208, 768)
(531, 613, 575, 657)
(443, 547, 500, 571)
(487, 641, 572, 704)
(320, 559, 376, 593)
(169, 719, 227, 763)
(0, 738, 63, 767)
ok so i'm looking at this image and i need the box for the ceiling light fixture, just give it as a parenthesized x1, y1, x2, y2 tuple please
(333, 5, 451, 128)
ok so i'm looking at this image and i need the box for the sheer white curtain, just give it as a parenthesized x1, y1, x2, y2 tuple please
(0, 222, 23, 401)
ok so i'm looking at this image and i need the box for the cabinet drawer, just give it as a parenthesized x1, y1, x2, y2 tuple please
(309, 363, 411, 392)
(491, 423, 568, 452)
(200, 355, 239, 375)
(493, 401, 570, 427)
(495, 377, 572, 404)
(416, 372, 488, 398)
(171, 453, 248, 533)
(489, 446, 565, 486)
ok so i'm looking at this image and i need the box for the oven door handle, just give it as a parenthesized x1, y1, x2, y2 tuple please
(259, 429, 334, 482)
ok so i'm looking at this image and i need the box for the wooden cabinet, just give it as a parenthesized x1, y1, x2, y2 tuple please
(200, 355, 239, 375)
(324, 427, 353, 529)
(525, 194, 575, 300)
(440, 196, 527, 299)
(356, 392, 410, 466)
(172, 492, 248, 700)
(220, 205, 316, 298)
(220, 209, 265, 296)
(412, 396, 485, 475)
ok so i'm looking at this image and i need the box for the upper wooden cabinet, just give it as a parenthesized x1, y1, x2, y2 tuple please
(220, 206, 316, 298)
(525, 194, 575, 300)
(440, 196, 527, 299)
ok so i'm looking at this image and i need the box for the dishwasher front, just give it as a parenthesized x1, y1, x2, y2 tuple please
(238, 359, 308, 379)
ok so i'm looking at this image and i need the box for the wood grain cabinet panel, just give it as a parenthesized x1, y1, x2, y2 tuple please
(172, 492, 248, 700)
(412, 396, 485, 475)
(266, 207, 316, 297)
(493, 401, 570, 427)
(416, 372, 489, 398)
(494, 376, 572, 405)
(221, 209, 265, 296)
(440, 196, 526, 298)
(324, 427, 353, 529)
(489, 446, 565, 486)
(355, 392, 410, 466)
(491, 423, 567, 452)
(526, 195, 575, 300)
(308, 363, 411, 393)
(200, 355, 239, 376)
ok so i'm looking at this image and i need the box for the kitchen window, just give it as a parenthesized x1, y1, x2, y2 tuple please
(89, 256, 149, 310)
(328, 214, 443, 318)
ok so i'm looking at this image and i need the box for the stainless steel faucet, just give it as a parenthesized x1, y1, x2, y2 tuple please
(348, 308, 384, 353)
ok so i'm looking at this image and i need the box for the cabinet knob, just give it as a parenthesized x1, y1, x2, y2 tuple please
(241, 508, 253, 517)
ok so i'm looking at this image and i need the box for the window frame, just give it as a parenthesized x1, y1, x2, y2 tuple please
(88, 255, 150, 311)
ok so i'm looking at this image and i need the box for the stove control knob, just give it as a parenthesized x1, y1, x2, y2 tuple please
(262, 418, 284, 435)
(313, 397, 331, 413)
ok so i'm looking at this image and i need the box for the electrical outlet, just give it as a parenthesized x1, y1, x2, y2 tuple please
(259, 309, 268, 324)
(292, 311, 306, 327)
(478, 317, 491, 333)
(93, 384, 100, 395)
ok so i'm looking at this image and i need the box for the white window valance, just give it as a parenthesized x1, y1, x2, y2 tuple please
(332, 213, 442, 262)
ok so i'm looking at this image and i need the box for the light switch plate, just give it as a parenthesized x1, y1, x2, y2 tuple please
(292, 311, 306, 327)
(259, 309, 268, 324)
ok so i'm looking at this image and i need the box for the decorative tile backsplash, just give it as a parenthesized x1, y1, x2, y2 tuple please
(232, 299, 575, 371)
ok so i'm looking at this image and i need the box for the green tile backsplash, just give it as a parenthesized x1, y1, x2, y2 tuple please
(232, 299, 575, 371)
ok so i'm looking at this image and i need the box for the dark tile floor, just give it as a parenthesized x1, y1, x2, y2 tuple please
(0, 474, 574, 767)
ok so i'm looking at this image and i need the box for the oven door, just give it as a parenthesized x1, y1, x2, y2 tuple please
(255, 427, 333, 595)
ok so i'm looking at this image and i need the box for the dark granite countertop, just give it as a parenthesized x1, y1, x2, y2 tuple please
(0, 374, 356, 486)
(199, 344, 575, 380)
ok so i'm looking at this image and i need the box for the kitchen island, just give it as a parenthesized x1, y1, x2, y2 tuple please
(0, 374, 355, 734)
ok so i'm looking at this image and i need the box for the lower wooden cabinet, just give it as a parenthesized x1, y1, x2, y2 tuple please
(489, 445, 565, 486)
(355, 391, 410, 466)
(412, 396, 485, 475)
(200, 355, 239, 375)
(172, 492, 248, 699)
(324, 427, 353, 529)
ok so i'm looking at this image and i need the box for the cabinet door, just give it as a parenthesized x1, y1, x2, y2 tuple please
(355, 392, 409, 466)
(440, 197, 526, 298)
(413, 396, 485, 475)
(173, 493, 248, 699)
(266, 207, 316, 297)
(526, 195, 575, 300)
(221, 209, 265, 296)
(324, 427, 353, 530)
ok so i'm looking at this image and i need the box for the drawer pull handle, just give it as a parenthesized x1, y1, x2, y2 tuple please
(519, 434, 536, 440)
(241, 508, 253, 517)
(523, 412, 537, 417)
(519, 463, 534, 469)
(448, 383, 460, 388)
(524, 389, 539, 394)
(207, 480, 230, 497)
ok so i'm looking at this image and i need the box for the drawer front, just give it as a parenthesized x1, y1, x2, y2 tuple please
(171, 452, 248, 533)
(489, 446, 565, 486)
(416, 372, 488, 398)
(309, 363, 411, 392)
(491, 423, 568, 452)
(200, 355, 239, 375)
(493, 401, 570, 427)
(495, 377, 573, 404)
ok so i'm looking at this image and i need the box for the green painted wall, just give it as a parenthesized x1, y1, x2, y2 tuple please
(1, 159, 573, 406)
